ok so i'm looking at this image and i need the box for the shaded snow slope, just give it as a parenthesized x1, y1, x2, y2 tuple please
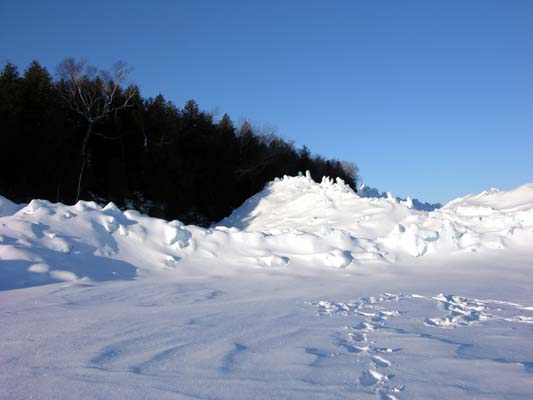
(358, 184, 442, 211)
(0, 176, 532, 290)
(0, 194, 23, 217)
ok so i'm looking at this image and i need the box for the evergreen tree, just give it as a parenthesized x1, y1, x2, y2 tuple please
(0, 59, 359, 226)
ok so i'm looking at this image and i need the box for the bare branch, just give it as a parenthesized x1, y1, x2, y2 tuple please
(56, 58, 136, 201)
(93, 131, 120, 141)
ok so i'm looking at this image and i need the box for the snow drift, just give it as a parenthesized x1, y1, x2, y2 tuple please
(0, 174, 532, 290)
(358, 184, 442, 211)
(220, 173, 533, 256)
(2, 175, 533, 400)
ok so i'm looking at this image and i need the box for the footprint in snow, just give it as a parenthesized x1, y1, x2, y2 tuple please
(371, 355, 392, 368)
(359, 368, 388, 386)
(311, 291, 533, 399)
(425, 293, 533, 328)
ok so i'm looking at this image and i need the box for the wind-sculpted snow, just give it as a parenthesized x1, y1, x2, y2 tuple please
(1, 177, 533, 399)
(219, 175, 533, 257)
(1, 175, 532, 290)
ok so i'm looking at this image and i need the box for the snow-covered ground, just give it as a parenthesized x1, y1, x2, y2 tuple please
(1, 175, 532, 399)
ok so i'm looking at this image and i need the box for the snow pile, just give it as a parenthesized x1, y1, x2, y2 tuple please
(1, 176, 533, 399)
(0, 194, 23, 217)
(221, 174, 533, 257)
(359, 184, 442, 211)
(219, 173, 415, 236)
(0, 175, 532, 290)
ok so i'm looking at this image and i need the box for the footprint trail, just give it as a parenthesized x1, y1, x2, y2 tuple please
(311, 292, 533, 399)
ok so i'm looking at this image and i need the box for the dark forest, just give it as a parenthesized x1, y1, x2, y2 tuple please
(0, 60, 358, 225)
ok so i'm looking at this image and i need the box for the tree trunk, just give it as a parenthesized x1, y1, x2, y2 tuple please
(76, 123, 93, 202)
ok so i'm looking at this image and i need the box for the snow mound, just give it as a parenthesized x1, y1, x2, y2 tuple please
(1, 176, 532, 290)
(218, 174, 533, 257)
(0, 195, 23, 217)
(219, 173, 415, 236)
(359, 184, 442, 211)
(444, 183, 533, 212)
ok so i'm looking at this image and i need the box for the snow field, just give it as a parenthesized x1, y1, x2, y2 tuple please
(1, 174, 533, 399)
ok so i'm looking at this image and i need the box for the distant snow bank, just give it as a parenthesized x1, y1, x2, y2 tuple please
(1, 175, 532, 290)
(358, 184, 442, 211)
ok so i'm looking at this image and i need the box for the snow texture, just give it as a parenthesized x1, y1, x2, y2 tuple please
(358, 184, 442, 211)
(1, 174, 532, 399)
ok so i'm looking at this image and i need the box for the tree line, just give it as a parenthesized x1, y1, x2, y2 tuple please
(0, 59, 358, 225)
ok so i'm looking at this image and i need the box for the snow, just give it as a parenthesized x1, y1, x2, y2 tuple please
(219, 175, 533, 259)
(0, 194, 23, 217)
(1, 174, 532, 399)
(358, 184, 442, 211)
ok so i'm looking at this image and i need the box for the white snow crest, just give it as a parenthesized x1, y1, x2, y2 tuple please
(219, 174, 533, 258)
(0, 176, 532, 290)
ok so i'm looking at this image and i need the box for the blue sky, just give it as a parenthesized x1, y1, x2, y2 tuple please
(1, 0, 532, 203)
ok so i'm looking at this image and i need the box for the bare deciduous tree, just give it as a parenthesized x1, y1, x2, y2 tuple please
(57, 58, 136, 201)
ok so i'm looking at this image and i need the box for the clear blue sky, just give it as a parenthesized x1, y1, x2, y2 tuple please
(1, 0, 532, 203)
